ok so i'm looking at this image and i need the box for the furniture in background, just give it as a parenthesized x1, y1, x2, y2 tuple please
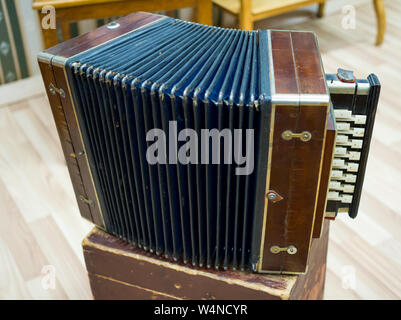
(373, 0, 386, 45)
(32, 0, 212, 48)
(83, 221, 330, 300)
(213, 0, 326, 30)
(213, 0, 386, 45)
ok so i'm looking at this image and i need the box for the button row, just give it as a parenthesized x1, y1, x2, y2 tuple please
(334, 147, 361, 160)
(336, 135, 363, 149)
(337, 124, 365, 137)
(329, 181, 355, 193)
(327, 191, 353, 203)
(334, 110, 367, 125)
(330, 170, 357, 183)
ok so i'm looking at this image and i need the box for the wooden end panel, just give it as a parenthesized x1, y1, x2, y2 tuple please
(50, 64, 105, 228)
(44, 12, 163, 58)
(260, 105, 298, 273)
(270, 31, 298, 94)
(38, 60, 94, 224)
(260, 103, 328, 273)
(313, 111, 336, 238)
(290, 31, 327, 95)
(262, 30, 329, 273)
(281, 104, 328, 272)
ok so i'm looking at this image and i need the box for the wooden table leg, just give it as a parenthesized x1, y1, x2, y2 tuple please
(196, 0, 212, 25)
(373, 0, 386, 45)
(239, 0, 253, 30)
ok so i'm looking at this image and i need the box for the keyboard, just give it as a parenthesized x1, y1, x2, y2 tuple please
(325, 69, 381, 219)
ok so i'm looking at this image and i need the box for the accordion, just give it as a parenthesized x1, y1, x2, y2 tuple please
(38, 12, 380, 274)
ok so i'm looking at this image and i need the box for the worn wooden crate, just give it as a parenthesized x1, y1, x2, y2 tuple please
(82, 221, 329, 300)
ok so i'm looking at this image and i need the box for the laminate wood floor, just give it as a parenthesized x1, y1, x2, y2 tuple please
(0, 0, 400, 299)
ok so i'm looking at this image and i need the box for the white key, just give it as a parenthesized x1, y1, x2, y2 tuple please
(332, 173, 357, 183)
(331, 170, 343, 179)
(332, 158, 345, 167)
(329, 181, 355, 193)
(352, 127, 365, 137)
(350, 139, 363, 149)
(327, 191, 340, 200)
(341, 194, 353, 203)
(328, 192, 352, 203)
(336, 135, 348, 143)
(334, 109, 367, 125)
(334, 147, 347, 156)
(347, 151, 361, 161)
(337, 122, 350, 131)
(336, 138, 363, 149)
(340, 127, 365, 137)
(354, 115, 367, 125)
(347, 162, 359, 172)
(337, 162, 358, 172)
(329, 181, 341, 190)
(334, 151, 361, 160)
(343, 174, 357, 183)
(342, 184, 355, 193)
(334, 109, 352, 119)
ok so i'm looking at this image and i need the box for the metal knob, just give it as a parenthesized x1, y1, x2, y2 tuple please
(107, 22, 120, 30)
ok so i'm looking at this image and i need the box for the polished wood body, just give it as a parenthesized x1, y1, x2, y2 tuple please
(83, 221, 329, 300)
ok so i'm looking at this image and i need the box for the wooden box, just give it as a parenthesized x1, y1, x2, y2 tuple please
(82, 221, 330, 300)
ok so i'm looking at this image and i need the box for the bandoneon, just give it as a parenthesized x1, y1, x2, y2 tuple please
(38, 12, 380, 274)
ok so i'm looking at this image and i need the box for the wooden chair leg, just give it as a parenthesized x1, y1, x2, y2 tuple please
(317, 2, 326, 18)
(240, 0, 253, 30)
(373, 0, 386, 45)
(197, 0, 212, 25)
